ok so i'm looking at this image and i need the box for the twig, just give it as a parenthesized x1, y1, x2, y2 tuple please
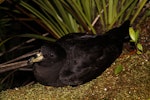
(92, 15, 100, 26)
(0, 33, 48, 57)
(1, 49, 39, 65)
(0, 70, 16, 84)
(0, 60, 28, 73)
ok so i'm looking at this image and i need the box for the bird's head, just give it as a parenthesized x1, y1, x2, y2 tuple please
(28, 43, 66, 64)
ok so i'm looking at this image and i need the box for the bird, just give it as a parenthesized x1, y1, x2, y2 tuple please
(29, 20, 130, 87)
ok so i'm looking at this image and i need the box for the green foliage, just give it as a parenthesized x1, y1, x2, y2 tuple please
(129, 27, 143, 54)
(95, 0, 147, 30)
(129, 27, 139, 43)
(114, 65, 123, 74)
(19, 0, 96, 39)
(19, 0, 148, 36)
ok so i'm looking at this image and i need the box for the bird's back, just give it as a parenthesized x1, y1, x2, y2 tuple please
(103, 20, 130, 42)
(58, 20, 130, 86)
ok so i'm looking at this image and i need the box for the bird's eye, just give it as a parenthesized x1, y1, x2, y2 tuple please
(50, 53, 54, 57)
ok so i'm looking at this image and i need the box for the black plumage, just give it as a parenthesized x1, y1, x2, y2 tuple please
(30, 20, 130, 87)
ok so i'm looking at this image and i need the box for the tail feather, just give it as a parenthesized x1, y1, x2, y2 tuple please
(104, 20, 130, 42)
(120, 20, 130, 29)
(120, 20, 130, 41)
